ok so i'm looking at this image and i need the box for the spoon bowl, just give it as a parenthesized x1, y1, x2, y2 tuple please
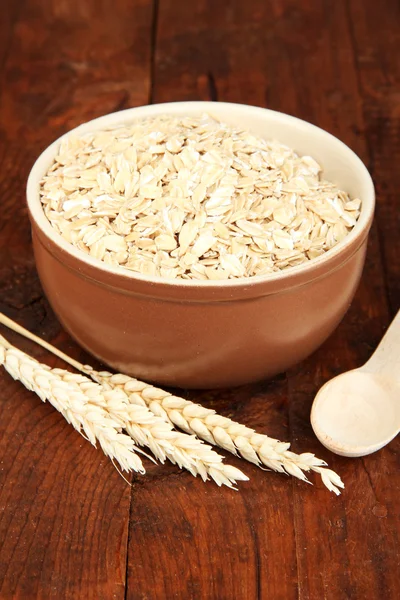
(311, 369, 400, 457)
(311, 310, 400, 457)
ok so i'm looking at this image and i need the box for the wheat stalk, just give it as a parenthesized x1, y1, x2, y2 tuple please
(0, 313, 344, 494)
(0, 321, 247, 489)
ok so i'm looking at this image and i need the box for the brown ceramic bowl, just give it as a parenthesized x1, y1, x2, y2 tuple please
(27, 102, 375, 389)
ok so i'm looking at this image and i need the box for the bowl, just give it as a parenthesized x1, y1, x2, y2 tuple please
(27, 102, 375, 389)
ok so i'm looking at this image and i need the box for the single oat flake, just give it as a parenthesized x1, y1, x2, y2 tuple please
(40, 114, 362, 280)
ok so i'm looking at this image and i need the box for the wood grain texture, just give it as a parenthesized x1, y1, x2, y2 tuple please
(347, 0, 400, 313)
(0, 1, 399, 599)
(0, 0, 154, 598)
(128, 381, 299, 600)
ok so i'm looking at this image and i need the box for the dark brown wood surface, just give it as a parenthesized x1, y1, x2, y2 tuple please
(0, 1, 399, 598)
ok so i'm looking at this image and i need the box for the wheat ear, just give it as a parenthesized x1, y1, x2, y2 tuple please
(0, 317, 247, 489)
(0, 313, 343, 494)
(0, 334, 144, 475)
(80, 377, 248, 488)
(96, 373, 344, 495)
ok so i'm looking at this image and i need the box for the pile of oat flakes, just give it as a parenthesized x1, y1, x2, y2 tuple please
(40, 114, 361, 280)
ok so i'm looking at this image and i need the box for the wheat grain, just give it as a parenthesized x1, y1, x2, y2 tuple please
(40, 114, 361, 280)
(0, 314, 343, 494)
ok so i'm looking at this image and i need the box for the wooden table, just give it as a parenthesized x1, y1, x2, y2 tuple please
(0, 1, 399, 598)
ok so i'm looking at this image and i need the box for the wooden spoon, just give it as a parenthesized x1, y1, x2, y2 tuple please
(311, 311, 400, 457)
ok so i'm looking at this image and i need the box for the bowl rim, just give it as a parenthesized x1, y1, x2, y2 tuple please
(27, 101, 375, 291)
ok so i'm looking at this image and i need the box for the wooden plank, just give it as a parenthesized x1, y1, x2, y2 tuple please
(127, 380, 298, 600)
(0, 0, 154, 598)
(127, 1, 302, 598)
(0, 375, 131, 599)
(146, 1, 400, 599)
(347, 0, 400, 314)
(0, 0, 153, 145)
(282, 1, 400, 598)
(0, 0, 23, 69)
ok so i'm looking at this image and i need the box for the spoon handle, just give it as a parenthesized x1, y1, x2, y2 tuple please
(363, 310, 400, 377)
